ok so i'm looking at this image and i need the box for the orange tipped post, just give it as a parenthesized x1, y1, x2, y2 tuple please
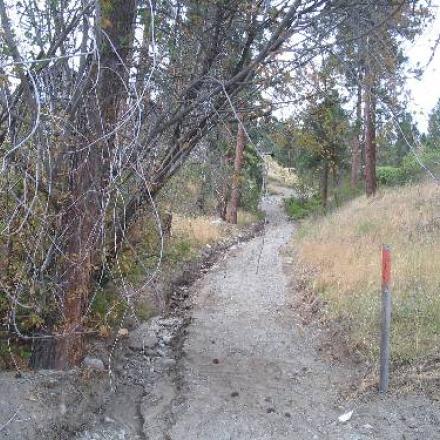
(379, 245, 392, 393)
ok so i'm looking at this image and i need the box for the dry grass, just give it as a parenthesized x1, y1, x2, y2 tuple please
(172, 214, 227, 245)
(237, 209, 260, 226)
(171, 209, 258, 246)
(295, 181, 440, 367)
(264, 155, 298, 186)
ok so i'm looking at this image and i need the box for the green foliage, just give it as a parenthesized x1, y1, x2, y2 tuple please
(161, 138, 263, 218)
(240, 173, 262, 213)
(297, 89, 350, 175)
(164, 238, 195, 263)
(135, 301, 154, 322)
(426, 98, 440, 149)
(89, 287, 127, 328)
(331, 181, 363, 208)
(377, 166, 405, 186)
(285, 176, 362, 221)
(377, 149, 440, 186)
(378, 112, 419, 166)
(284, 194, 323, 220)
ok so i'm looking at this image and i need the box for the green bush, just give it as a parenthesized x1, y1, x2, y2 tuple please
(284, 194, 323, 220)
(401, 150, 440, 180)
(377, 150, 440, 187)
(377, 166, 404, 186)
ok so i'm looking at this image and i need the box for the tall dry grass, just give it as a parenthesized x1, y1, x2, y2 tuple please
(296, 181, 440, 366)
(172, 210, 259, 246)
(172, 214, 226, 245)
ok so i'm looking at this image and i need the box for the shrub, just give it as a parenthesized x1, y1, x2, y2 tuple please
(377, 166, 404, 186)
(284, 194, 323, 220)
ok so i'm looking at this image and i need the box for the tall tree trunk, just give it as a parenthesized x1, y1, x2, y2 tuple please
(364, 66, 377, 197)
(34, 0, 138, 370)
(320, 159, 329, 210)
(217, 178, 229, 221)
(351, 83, 362, 188)
(226, 117, 246, 224)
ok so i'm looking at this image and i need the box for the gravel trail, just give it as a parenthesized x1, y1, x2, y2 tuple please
(6, 191, 436, 440)
(157, 192, 440, 440)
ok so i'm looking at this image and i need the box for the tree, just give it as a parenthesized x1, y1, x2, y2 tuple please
(426, 98, 440, 149)
(1, 0, 340, 369)
(226, 115, 246, 224)
(332, 0, 429, 196)
(0, 0, 432, 369)
(298, 89, 350, 208)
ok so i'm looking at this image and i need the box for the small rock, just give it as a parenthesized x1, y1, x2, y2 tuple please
(161, 334, 173, 345)
(117, 328, 129, 338)
(128, 324, 158, 350)
(158, 358, 176, 369)
(338, 410, 353, 423)
(83, 356, 105, 371)
(158, 317, 182, 327)
(156, 348, 167, 357)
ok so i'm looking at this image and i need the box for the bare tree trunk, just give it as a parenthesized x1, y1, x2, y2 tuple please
(218, 179, 229, 220)
(226, 117, 246, 224)
(45, 0, 137, 369)
(320, 159, 329, 210)
(364, 67, 377, 197)
(351, 135, 361, 188)
(351, 83, 362, 188)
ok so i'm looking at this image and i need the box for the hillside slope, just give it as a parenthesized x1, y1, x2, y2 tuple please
(294, 181, 440, 372)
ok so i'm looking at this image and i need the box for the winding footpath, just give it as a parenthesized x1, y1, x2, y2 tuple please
(154, 192, 439, 440)
(73, 190, 439, 440)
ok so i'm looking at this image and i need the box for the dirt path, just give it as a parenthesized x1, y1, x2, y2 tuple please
(8, 190, 437, 439)
(146, 191, 439, 440)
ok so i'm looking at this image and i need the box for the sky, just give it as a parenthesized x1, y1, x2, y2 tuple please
(406, 2, 440, 132)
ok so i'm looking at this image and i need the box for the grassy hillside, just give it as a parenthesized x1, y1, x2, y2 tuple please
(295, 181, 440, 368)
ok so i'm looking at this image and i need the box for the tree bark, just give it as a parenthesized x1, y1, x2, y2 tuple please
(320, 159, 329, 210)
(226, 117, 246, 224)
(43, 0, 138, 369)
(351, 83, 362, 188)
(364, 67, 377, 197)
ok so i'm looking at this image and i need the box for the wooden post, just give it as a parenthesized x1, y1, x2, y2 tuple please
(379, 245, 392, 393)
